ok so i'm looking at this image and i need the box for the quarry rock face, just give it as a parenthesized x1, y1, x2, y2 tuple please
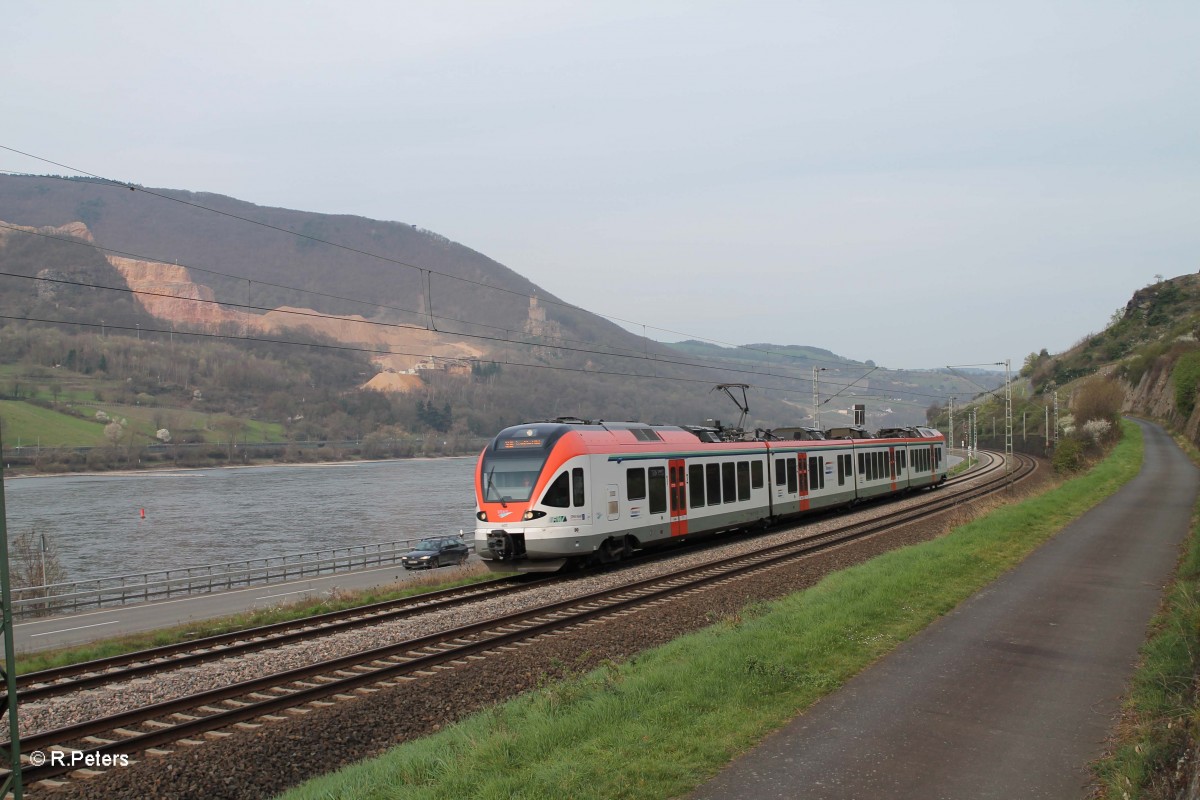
(105, 249, 484, 392)
(109, 256, 246, 328)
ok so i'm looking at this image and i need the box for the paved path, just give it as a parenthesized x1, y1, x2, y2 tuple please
(12, 559, 473, 653)
(692, 420, 1198, 800)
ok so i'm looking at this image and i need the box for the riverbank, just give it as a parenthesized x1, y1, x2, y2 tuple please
(2, 453, 476, 481)
(1, 437, 489, 478)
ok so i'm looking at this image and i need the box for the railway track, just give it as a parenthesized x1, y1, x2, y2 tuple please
(15, 574, 549, 704)
(6, 450, 1033, 789)
(17, 449, 1001, 704)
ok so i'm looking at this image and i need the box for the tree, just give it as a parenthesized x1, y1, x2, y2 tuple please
(213, 416, 248, 461)
(1072, 376, 1125, 425)
(9, 528, 69, 615)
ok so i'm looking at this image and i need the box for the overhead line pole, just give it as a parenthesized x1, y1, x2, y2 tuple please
(0, 424, 24, 799)
(1004, 359, 1013, 481)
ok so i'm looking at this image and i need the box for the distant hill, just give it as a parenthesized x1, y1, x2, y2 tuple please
(0, 173, 998, 438)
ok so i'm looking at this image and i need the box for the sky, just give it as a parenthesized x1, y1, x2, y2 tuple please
(3, 1, 1197, 369)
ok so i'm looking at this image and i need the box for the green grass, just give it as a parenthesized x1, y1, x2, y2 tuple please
(0, 396, 288, 452)
(0, 399, 108, 447)
(277, 420, 1144, 800)
(17, 571, 503, 675)
(1091, 433, 1200, 799)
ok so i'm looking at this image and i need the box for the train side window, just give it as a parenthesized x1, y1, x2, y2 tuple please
(808, 457, 819, 491)
(837, 455, 844, 486)
(858, 452, 865, 476)
(572, 467, 585, 507)
(737, 461, 751, 501)
(775, 458, 786, 486)
(627, 468, 646, 501)
(542, 472, 570, 508)
(707, 463, 722, 503)
(648, 466, 666, 514)
(751, 460, 764, 489)
(689, 464, 706, 508)
(817, 456, 826, 489)
(786, 457, 798, 494)
(722, 462, 736, 503)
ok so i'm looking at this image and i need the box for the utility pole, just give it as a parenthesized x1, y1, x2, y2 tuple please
(948, 397, 955, 452)
(969, 409, 977, 467)
(1004, 358, 1013, 479)
(812, 366, 827, 430)
(1045, 405, 1050, 451)
(1053, 390, 1060, 445)
(0, 425, 24, 799)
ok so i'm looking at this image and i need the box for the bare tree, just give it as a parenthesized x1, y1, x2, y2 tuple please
(9, 528, 69, 616)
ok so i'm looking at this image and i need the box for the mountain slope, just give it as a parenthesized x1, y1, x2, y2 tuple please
(0, 174, 995, 432)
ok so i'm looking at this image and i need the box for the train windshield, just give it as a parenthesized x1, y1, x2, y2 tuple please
(481, 455, 546, 503)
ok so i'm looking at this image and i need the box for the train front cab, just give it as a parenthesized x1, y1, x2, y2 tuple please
(474, 423, 604, 572)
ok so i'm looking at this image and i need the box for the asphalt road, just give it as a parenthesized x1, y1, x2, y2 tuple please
(692, 419, 1198, 800)
(11, 560, 460, 653)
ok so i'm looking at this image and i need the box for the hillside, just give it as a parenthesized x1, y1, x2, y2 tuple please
(0, 174, 1002, 461)
(932, 273, 1200, 458)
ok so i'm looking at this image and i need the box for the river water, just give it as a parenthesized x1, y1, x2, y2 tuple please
(2, 458, 478, 583)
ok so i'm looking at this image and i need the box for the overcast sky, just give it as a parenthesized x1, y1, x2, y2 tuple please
(4, 1, 1197, 369)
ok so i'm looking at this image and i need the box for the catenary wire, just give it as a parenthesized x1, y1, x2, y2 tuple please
(0, 268, 969, 402)
(0, 156, 944, 374)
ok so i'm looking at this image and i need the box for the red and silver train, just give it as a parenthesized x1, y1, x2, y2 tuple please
(473, 418, 947, 572)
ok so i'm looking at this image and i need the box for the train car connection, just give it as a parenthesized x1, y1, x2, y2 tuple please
(474, 417, 947, 573)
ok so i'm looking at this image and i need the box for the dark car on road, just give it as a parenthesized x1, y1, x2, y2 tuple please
(401, 537, 470, 569)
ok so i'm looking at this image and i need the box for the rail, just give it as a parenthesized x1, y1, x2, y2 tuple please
(10, 534, 466, 618)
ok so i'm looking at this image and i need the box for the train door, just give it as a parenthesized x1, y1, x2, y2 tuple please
(888, 446, 897, 491)
(667, 459, 687, 534)
(668, 458, 688, 536)
(798, 452, 810, 511)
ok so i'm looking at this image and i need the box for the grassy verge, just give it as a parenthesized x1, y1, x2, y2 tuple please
(17, 569, 500, 675)
(277, 420, 1144, 800)
(1092, 434, 1200, 799)
(0, 399, 108, 447)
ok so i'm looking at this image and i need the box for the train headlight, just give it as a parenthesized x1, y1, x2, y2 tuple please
(523, 510, 546, 521)
(476, 511, 487, 522)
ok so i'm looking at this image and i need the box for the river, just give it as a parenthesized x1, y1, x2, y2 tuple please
(1, 458, 478, 583)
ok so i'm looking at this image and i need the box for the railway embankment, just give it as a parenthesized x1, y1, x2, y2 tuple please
(257, 426, 1142, 800)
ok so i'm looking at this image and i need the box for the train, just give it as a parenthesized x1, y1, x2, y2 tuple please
(472, 416, 948, 572)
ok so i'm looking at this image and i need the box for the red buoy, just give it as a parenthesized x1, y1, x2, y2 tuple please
(140, 508, 145, 519)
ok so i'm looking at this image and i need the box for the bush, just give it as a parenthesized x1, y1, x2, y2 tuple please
(1172, 351, 1200, 419)
(1052, 437, 1086, 473)
(1072, 377, 1125, 425)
